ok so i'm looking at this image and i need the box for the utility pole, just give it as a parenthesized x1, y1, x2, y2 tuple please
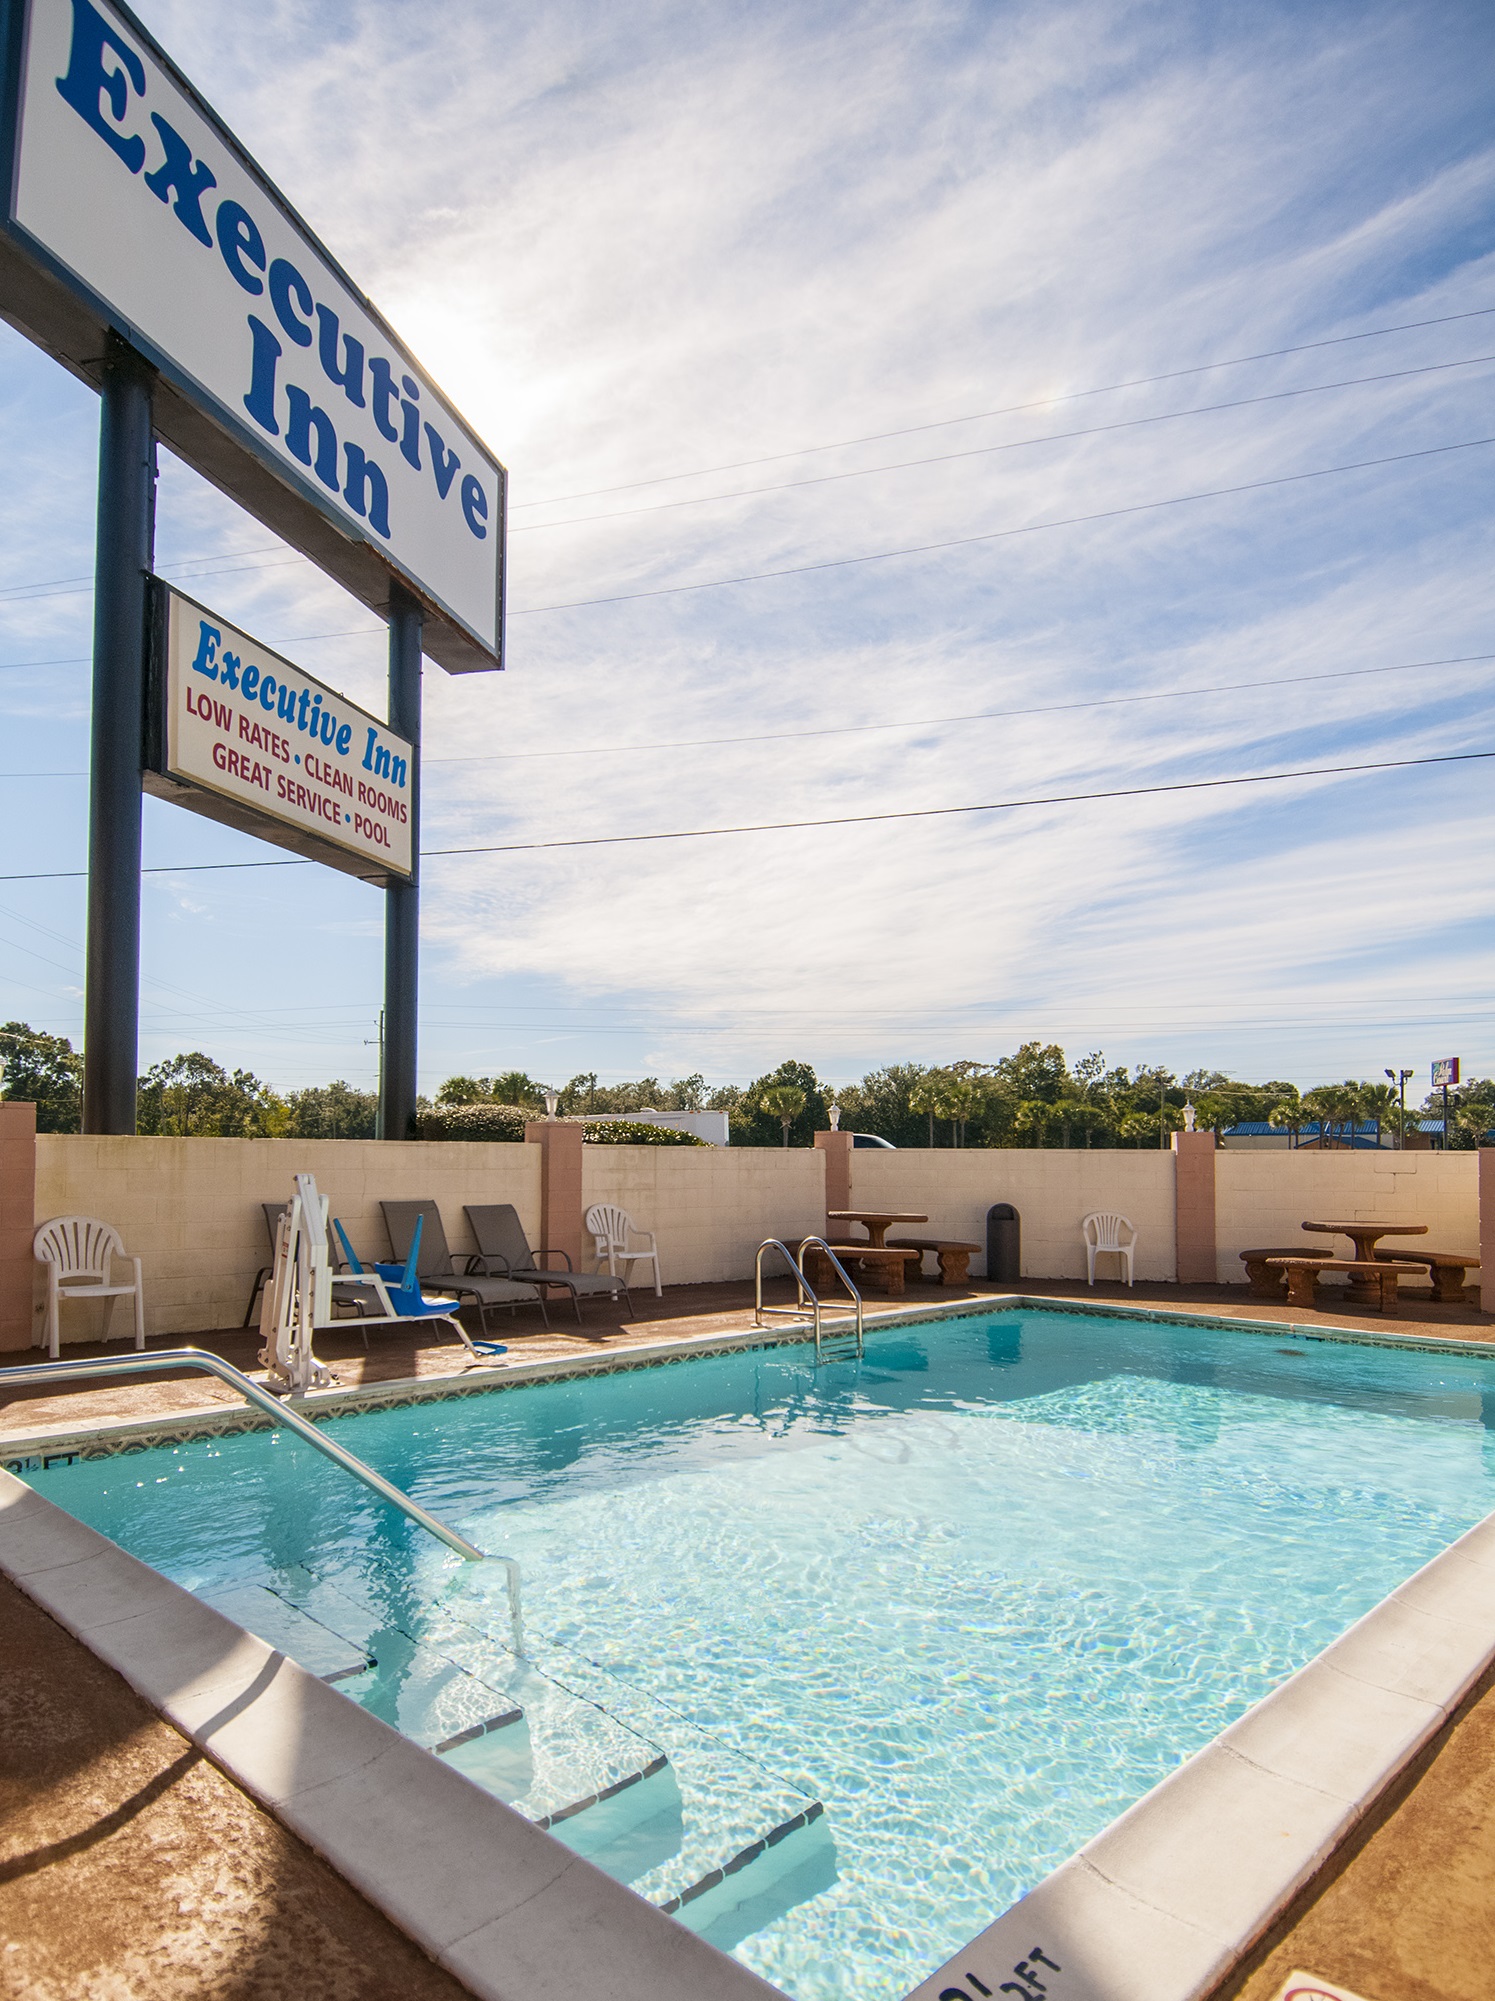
(1385, 1067, 1412, 1149)
(368, 1009, 386, 1140)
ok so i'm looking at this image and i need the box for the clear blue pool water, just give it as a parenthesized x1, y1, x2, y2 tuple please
(26, 1307, 1495, 1999)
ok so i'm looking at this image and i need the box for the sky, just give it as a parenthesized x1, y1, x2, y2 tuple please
(1, 0, 1493, 1101)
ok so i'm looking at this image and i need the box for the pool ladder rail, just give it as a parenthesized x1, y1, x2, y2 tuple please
(754, 1239, 864, 1362)
(0, 1347, 525, 1655)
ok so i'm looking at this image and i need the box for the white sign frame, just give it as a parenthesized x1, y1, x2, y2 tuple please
(145, 581, 415, 883)
(0, 0, 504, 673)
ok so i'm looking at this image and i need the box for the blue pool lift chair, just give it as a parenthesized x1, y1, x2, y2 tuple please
(332, 1215, 514, 1357)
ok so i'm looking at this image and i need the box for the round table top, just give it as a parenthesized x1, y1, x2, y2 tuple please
(1302, 1221, 1428, 1236)
(828, 1210, 929, 1223)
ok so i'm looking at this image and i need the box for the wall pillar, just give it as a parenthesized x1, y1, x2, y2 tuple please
(1171, 1130, 1217, 1285)
(0, 1102, 38, 1351)
(526, 1121, 585, 1274)
(1481, 1150, 1495, 1316)
(814, 1130, 852, 1231)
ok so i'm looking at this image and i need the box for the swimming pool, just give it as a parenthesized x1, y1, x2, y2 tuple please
(27, 1307, 1495, 1999)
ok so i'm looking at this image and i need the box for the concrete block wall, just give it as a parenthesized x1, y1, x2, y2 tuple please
(843, 1147, 1179, 1281)
(580, 1145, 825, 1286)
(32, 1136, 541, 1341)
(1213, 1150, 1478, 1284)
(17, 1128, 1490, 1344)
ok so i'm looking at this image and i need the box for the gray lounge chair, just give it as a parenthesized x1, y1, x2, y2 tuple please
(465, 1203, 633, 1323)
(381, 1201, 548, 1337)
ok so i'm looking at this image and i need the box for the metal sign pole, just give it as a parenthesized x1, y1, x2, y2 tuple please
(382, 583, 422, 1139)
(82, 335, 155, 1135)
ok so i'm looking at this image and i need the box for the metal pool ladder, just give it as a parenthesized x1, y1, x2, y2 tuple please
(755, 1239, 864, 1362)
(0, 1347, 525, 1655)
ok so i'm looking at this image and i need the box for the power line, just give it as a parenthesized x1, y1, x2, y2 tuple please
(511, 434, 1495, 615)
(514, 352, 1495, 532)
(12, 647, 1493, 780)
(422, 650, 1495, 765)
(420, 747, 1495, 855)
(15, 645, 1495, 779)
(513, 304, 1495, 507)
(0, 745, 1488, 882)
(3, 326, 1487, 617)
(0, 544, 299, 605)
(0, 624, 381, 676)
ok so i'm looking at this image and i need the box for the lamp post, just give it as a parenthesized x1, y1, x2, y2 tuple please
(829, 1103, 842, 1132)
(544, 1089, 558, 1121)
(1384, 1067, 1413, 1150)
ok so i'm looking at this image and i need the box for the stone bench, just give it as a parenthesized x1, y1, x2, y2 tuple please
(804, 1245, 921, 1298)
(1374, 1251, 1481, 1306)
(885, 1237, 983, 1288)
(1264, 1256, 1427, 1315)
(1240, 1249, 1319, 1300)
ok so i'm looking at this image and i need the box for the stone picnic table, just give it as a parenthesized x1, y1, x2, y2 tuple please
(1302, 1221, 1428, 1300)
(814, 1212, 930, 1298)
(827, 1210, 927, 1249)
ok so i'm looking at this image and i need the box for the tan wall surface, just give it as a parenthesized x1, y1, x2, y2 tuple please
(844, 1148, 1179, 1281)
(1213, 1149, 1479, 1283)
(33, 1137, 541, 1341)
(580, 1146, 825, 1286)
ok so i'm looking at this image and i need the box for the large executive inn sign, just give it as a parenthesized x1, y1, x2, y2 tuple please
(0, 0, 507, 1134)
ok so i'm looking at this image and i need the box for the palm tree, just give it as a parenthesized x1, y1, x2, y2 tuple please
(908, 1074, 944, 1146)
(1355, 1081, 1398, 1150)
(1302, 1082, 1361, 1149)
(933, 1077, 977, 1147)
(759, 1083, 806, 1147)
(1268, 1100, 1303, 1148)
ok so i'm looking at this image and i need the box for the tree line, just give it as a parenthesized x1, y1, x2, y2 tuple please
(3, 1023, 1490, 1147)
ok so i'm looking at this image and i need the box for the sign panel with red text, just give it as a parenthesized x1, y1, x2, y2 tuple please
(145, 582, 413, 882)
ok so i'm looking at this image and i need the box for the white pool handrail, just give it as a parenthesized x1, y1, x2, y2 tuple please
(0, 1346, 524, 1654)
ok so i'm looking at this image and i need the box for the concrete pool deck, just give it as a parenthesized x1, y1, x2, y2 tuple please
(0, 1571, 484, 2001)
(5, 1279, 1495, 2000)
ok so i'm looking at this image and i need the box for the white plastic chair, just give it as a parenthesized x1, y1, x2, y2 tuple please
(585, 1204, 662, 1297)
(33, 1215, 146, 1360)
(1083, 1211, 1137, 1287)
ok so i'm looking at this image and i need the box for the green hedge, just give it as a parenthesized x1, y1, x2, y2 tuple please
(417, 1103, 528, 1142)
(581, 1120, 706, 1146)
(416, 1104, 705, 1146)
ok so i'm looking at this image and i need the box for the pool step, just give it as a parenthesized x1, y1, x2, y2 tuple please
(196, 1580, 373, 1683)
(664, 1803, 838, 1955)
(519, 1626, 834, 1929)
(431, 1561, 834, 1931)
(265, 1562, 669, 1829)
(209, 1555, 835, 1942)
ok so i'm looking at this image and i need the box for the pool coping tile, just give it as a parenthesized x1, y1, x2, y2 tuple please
(904, 1852, 1226, 2001)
